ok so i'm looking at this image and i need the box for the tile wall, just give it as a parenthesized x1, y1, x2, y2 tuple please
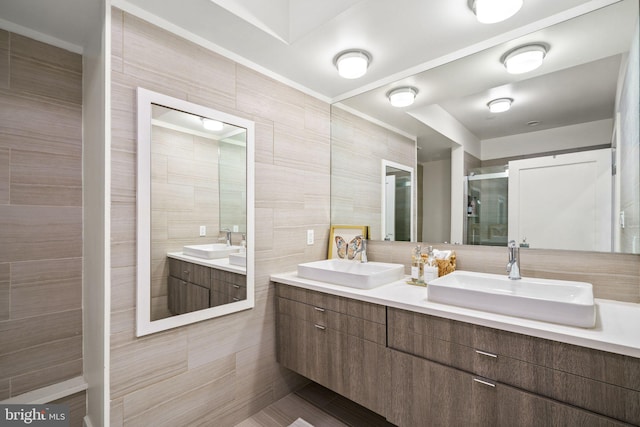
(110, 9, 329, 425)
(0, 31, 83, 402)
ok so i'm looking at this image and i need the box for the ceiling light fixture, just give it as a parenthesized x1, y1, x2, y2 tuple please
(334, 50, 371, 79)
(503, 44, 547, 74)
(202, 118, 224, 131)
(487, 98, 513, 113)
(387, 87, 418, 107)
(468, 0, 523, 24)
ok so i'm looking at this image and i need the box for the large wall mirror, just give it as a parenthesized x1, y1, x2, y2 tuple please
(136, 87, 255, 336)
(331, 0, 639, 253)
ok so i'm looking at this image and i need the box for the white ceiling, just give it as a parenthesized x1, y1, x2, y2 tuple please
(0, 0, 636, 162)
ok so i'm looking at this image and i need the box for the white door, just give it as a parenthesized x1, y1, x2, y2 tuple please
(508, 149, 612, 251)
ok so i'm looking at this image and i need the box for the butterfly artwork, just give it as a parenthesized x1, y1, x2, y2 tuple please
(334, 235, 364, 260)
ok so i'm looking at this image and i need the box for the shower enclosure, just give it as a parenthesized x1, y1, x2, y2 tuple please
(464, 166, 508, 246)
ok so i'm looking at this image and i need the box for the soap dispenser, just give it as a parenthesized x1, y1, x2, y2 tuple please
(411, 245, 424, 285)
(423, 245, 438, 284)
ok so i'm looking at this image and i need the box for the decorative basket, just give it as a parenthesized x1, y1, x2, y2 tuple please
(422, 251, 456, 277)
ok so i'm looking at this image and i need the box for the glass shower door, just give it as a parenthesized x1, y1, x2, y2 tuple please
(465, 169, 508, 246)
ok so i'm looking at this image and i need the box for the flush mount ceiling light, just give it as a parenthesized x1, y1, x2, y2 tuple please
(487, 98, 513, 113)
(387, 87, 418, 108)
(503, 44, 548, 74)
(201, 117, 224, 131)
(334, 50, 371, 79)
(468, 0, 523, 24)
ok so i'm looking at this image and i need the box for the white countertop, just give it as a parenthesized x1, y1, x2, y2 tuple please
(167, 252, 247, 275)
(270, 271, 640, 359)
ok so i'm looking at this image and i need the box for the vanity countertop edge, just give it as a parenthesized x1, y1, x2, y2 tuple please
(270, 271, 640, 359)
(167, 252, 247, 275)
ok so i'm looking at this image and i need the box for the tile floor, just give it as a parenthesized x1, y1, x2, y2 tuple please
(236, 383, 395, 427)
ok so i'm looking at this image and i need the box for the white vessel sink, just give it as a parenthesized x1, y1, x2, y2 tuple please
(183, 243, 241, 259)
(228, 252, 246, 267)
(428, 271, 596, 328)
(297, 259, 404, 289)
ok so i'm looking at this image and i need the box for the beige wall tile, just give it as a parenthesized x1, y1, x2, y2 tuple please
(0, 149, 7, 204)
(123, 373, 235, 426)
(11, 278, 82, 319)
(122, 353, 235, 418)
(111, 10, 124, 73)
(11, 359, 83, 396)
(0, 335, 81, 378)
(10, 33, 82, 74)
(0, 92, 82, 155)
(0, 32, 83, 401)
(236, 66, 306, 130)
(10, 149, 81, 206)
(110, 330, 188, 399)
(0, 46, 7, 90)
(10, 56, 82, 105)
(0, 205, 81, 263)
(0, 308, 81, 355)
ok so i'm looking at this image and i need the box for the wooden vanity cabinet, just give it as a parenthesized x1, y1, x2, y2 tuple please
(388, 307, 639, 426)
(211, 268, 247, 307)
(168, 258, 247, 314)
(275, 284, 388, 417)
(168, 259, 211, 315)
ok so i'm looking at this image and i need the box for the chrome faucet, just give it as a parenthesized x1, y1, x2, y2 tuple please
(220, 228, 232, 246)
(353, 235, 368, 263)
(506, 240, 521, 280)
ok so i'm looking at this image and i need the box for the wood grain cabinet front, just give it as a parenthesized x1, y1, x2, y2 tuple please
(275, 284, 388, 417)
(389, 349, 630, 427)
(168, 259, 247, 314)
(388, 307, 640, 426)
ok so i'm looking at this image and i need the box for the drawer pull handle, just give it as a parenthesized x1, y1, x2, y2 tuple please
(183, 270, 190, 275)
(314, 307, 325, 312)
(473, 378, 496, 388)
(314, 324, 326, 330)
(233, 285, 241, 289)
(232, 297, 240, 302)
(475, 350, 498, 358)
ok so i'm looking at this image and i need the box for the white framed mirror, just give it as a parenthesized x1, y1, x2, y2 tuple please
(382, 160, 415, 241)
(136, 87, 255, 337)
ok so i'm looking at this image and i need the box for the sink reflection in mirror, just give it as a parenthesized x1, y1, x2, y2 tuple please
(427, 270, 596, 328)
(183, 243, 242, 259)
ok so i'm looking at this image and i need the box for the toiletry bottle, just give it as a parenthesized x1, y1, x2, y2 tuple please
(423, 245, 438, 284)
(411, 245, 424, 285)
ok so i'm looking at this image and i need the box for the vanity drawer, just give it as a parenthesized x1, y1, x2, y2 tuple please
(276, 297, 385, 345)
(169, 258, 211, 287)
(388, 307, 640, 391)
(388, 323, 499, 379)
(497, 354, 640, 426)
(388, 307, 640, 425)
(276, 284, 385, 324)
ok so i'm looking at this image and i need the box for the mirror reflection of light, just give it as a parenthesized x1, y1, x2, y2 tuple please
(487, 98, 513, 113)
(471, 0, 523, 24)
(388, 87, 418, 108)
(504, 45, 547, 74)
(202, 117, 224, 131)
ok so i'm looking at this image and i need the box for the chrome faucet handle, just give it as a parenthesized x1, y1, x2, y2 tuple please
(507, 240, 521, 280)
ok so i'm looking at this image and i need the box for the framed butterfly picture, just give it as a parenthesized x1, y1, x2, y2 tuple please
(328, 225, 369, 261)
